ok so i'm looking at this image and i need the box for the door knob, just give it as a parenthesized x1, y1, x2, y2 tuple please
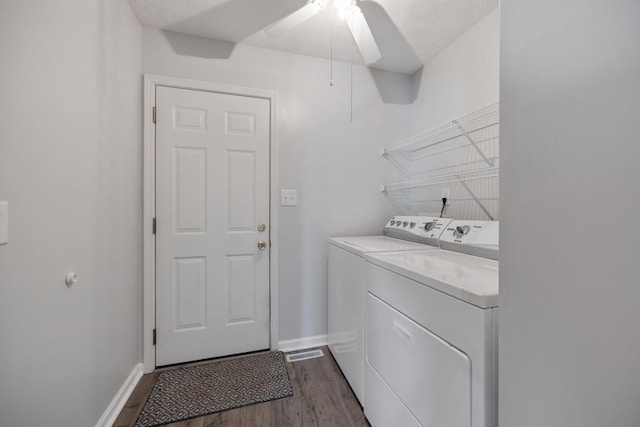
(257, 240, 267, 250)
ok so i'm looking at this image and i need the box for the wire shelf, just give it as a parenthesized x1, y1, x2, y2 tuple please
(381, 103, 500, 219)
(381, 167, 499, 192)
(383, 103, 500, 155)
(384, 125, 499, 178)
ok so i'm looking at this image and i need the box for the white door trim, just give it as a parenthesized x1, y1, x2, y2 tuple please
(143, 74, 279, 373)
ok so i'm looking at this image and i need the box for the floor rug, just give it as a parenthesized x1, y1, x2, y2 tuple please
(134, 351, 293, 427)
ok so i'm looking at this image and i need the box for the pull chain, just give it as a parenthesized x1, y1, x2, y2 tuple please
(329, 0, 334, 87)
(350, 27, 354, 122)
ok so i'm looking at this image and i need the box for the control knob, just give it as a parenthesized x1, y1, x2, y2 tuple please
(453, 225, 471, 238)
(424, 222, 436, 232)
(402, 221, 408, 227)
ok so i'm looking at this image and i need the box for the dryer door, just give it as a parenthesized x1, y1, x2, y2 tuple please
(366, 292, 472, 427)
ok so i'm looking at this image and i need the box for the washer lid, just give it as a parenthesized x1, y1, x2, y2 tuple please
(366, 249, 499, 308)
(328, 236, 436, 256)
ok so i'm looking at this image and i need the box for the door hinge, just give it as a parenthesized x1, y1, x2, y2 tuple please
(152, 217, 156, 235)
(153, 328, 156, 346)
(152, 106, 157, 124)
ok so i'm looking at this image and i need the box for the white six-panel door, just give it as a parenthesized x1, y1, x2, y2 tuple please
(155, 86, 270, 366)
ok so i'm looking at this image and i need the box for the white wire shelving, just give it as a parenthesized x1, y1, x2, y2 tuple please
(381, 167, 499, 192)
(381, 103, 500, 219)
(382, 103, 499, 157)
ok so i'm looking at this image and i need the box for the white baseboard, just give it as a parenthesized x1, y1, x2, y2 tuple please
(95, 363, 144, 427)
(278, 334, 328, 353)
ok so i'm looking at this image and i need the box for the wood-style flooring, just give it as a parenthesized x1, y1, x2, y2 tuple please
(113, 347, 369, 427)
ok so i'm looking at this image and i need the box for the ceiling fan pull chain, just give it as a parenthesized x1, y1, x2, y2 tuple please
(350, 23, 354, 123)
(330, 0, 334, 87)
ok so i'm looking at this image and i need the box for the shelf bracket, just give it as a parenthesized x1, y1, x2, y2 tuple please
(385, 154, 412, 178)
(453, 120, 494, 167)
(457, 177, 494, 220)
(386, 191, 412, 214)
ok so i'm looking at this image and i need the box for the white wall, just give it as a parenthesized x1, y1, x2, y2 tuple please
(500, 1, 640, 426)
(142, 7, 499, 343)
(0, 1, 142, 426)
(404, 8, 500, 136)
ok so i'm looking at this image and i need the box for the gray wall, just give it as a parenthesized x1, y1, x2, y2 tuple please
(500, 1, 640, 426)
(0, 1, 142, 426)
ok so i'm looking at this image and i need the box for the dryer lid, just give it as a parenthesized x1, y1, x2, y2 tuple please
(366, 249, 499, 308)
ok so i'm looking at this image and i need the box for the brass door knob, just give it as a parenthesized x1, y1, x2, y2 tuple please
(257, 240, 267, 250)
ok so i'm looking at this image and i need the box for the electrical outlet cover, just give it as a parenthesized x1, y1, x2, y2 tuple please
(280, 190, 297, 206)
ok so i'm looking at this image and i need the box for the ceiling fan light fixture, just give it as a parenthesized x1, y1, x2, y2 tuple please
(312, 0, 329, 11)
(265, 0, 328, 37)
(342, 4, 360, 21)
(334, 0, 355, 20)
(264, 0, 380, 66)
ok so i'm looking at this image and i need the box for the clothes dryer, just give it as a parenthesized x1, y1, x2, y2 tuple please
(364, 220, 499, 427)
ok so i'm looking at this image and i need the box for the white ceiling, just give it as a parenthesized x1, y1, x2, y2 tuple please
(128, 0, 498, 74)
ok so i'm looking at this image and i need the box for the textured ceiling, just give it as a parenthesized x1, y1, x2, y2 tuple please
(128, 0, 498, 74)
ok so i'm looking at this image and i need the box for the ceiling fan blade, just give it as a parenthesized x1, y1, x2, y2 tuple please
(265, 0, 327, 38)
(346, 5, 381, 65)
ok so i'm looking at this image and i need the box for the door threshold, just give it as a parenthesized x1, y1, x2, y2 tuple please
(155, 348, 272, 372)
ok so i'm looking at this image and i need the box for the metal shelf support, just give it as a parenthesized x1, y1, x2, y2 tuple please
(458, 178, 494, 220)
(453, 120, 494, 167)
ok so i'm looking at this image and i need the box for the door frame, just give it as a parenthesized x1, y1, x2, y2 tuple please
(142, 74, 279, 373)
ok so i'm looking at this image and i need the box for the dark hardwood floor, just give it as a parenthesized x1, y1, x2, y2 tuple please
(113, 347, 369, 427)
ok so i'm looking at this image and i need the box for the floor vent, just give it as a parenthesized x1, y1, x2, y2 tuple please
(285, 349, 324, 362)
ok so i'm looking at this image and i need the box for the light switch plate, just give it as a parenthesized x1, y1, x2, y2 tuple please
(280, 190, 297, 206)
(0, 202, 8, 245)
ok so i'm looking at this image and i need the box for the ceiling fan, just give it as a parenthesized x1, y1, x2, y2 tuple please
(264, 0, 382, 65)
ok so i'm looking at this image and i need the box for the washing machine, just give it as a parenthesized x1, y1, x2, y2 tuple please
(328, 216, 452, 405)
(364, 220, 499, 427)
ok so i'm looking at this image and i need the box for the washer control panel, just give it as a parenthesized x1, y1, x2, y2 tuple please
(383, 216, 452, 245)
(440, 220, 499, 260)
